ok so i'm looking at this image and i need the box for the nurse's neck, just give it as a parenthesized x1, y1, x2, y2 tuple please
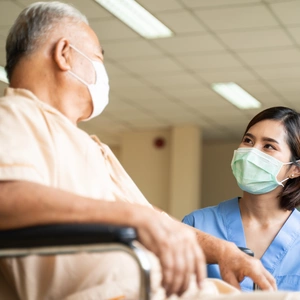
(238, 194, 292, 226)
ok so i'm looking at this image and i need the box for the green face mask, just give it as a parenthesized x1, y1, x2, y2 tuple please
(231, 147, 292, 195)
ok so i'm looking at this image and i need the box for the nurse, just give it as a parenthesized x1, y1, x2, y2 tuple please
(183, 106, 300, 292)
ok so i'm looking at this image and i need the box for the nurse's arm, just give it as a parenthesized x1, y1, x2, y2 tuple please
(193, 228, 277, 291)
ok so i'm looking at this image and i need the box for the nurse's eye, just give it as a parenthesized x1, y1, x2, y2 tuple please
(264, 143, 276, 150)
(243, 137, 253, 145)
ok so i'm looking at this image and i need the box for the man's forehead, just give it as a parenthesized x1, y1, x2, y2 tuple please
(74, 22, 102, 52)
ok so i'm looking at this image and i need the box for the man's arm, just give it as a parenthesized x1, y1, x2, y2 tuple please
(193, 228, 277, 291)
(0, 180, 206, 297)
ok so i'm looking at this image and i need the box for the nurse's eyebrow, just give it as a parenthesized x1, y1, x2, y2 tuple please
(244, 133, 279, 144)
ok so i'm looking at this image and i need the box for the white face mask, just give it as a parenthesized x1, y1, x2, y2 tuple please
(68, 44, 109, 121)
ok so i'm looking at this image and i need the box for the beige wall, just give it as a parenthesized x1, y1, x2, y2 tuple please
(169, 126, 202, 219)
(120, 130, 171, 212)
(201, 141, 242, 208)
(109, 145, 121, 160)
(112, 136, 243, 218)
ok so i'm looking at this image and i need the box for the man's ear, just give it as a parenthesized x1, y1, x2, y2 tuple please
(53, 38, 72, 71)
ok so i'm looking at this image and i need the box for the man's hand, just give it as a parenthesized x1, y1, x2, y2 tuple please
(135, 208, 206, 297)
(217, 242, 277, 291)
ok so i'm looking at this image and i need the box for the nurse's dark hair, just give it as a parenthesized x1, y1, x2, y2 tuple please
(244, 106, 300, 210)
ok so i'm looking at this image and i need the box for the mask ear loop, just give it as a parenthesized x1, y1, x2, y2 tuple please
(288, 159, 300, 180)
(68, 70, 89, 86)
(68, 44, 95, 86)
(277, 161, 294, 186)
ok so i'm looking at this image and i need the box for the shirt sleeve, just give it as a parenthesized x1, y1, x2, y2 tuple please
(0, 97, 54, 185)
(182, 213, 196, 226)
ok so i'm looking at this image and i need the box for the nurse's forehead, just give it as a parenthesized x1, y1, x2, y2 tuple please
(247, 120, 287, 139)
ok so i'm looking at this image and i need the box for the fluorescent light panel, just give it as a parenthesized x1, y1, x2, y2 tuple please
(211, 82, 261, 109)
(0, 66, 8, 84)
(94, 0, 173, 39)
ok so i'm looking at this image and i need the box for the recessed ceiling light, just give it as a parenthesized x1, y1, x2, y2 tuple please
(211, 82, 261, 109)
(94, 0, 174, 39)
(0, 66, 8, 84)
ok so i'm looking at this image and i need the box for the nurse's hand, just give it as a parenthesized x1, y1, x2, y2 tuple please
(218, 242, 277, 291)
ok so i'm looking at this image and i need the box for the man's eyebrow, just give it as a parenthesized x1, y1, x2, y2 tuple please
(244, 132, 279, 144)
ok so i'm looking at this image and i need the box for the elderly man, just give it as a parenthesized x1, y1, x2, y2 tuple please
(0, 2, 299, 300)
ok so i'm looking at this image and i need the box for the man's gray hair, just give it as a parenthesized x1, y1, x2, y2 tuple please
(5, 1, 88, 81)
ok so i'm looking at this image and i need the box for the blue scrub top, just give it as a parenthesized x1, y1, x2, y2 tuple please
(182, 198, 300, 292)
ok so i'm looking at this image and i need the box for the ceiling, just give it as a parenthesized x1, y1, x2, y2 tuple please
(0, 0, 300, 146)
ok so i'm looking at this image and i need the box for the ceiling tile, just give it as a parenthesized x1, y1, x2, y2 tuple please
(0, 51, 5, 66)
(112, 86, 167, 101)
(71, 0, 112, 19)
(283, 92, 300, 108)
(197, 67, 258, 83)
(104, 62, 127, 76)
(109, 76, 146, 88)
(152, 33, 225, 55)
(182, 95, 237, 113)
(254, 65, 300, 80)
(270, 1, 300, 26)
(246, 91, 288, 107)
(118, 57, 183, 74)
(162, 85, 218, 100)
(267, 80, 300, 93)
(177, 52, 243, 70)
(201, 110, 249, 127)
(238, 48, 300, 66)
(156, 11, 206, 34)
(113, 110, 157, 122)
(90, 19, 139, 41)
(181, 0, 260, 8)
(154, 108, 200, 124)
(0, 1, 22, 26)
(3, 0, 300, 147)
(137, 0, 182, 12)
(102, 40, 162, 60)
(218, 28, 293, 50)
(195, 5, 279, 31)
(0, 26, 10, 39)
(15, 0, 112, 19)
(287, 27, 300, 45)
(142, 72, 201, 87)
(238, 80, 274, 94)
(105, 99, 139, 113)
(140, 99, 186, 111)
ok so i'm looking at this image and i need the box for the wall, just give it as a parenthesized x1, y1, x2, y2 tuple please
(120, 130, 171, 212)
(118, 134, 242, 216)
(201, 141, 242, 208)
(0, 81, 8, 96)
(109, 145, 121, 160)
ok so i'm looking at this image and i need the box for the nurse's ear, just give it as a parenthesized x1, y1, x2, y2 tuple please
(289, 163, 300, 179)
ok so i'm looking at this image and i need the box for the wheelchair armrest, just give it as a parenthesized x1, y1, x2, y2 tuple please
(0, 223, 137, 249)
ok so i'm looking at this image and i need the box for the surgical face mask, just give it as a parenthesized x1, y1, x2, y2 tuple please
(231, 147, 293, 195)
(68, 44, 109, 121)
